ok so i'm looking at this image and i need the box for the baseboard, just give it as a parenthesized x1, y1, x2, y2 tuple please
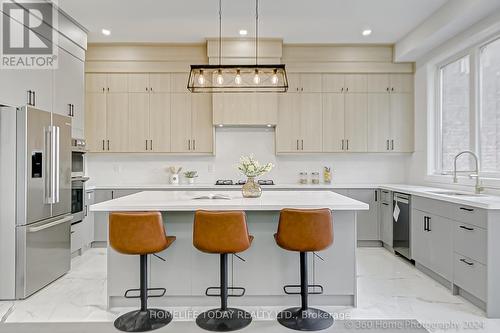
(90, 241, 107, 248)
(415, 262, 453, 291)
(357, 240, 383, 247)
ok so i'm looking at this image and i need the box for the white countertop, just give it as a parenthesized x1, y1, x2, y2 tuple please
(85, 182, 500, 210)
(90, 190, 370, 212)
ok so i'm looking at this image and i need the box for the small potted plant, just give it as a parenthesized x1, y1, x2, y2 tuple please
(237, 155, 274, 198)
(184, 170, 198, 184)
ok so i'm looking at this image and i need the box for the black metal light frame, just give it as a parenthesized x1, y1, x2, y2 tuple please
(187, 0, 288, 93)
(187, 64, 288, 93)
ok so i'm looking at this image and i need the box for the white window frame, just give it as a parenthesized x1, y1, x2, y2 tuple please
(434, 49, 477, 176)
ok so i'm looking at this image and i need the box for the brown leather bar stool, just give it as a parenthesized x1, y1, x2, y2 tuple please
(109, 212, 176, 332)
(275, 208, 334, 331)
(193, 210, 254, 332)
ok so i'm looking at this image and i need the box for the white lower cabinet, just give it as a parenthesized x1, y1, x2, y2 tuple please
(380, 190, 393, 247)
(411, 196, 489, 308)
(70, 221, 83, 254)
(347, 189, 379, 241)
(411, 209, 453, 281)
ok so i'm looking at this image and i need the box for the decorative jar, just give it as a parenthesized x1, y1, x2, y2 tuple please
(242, 177, 262, 198)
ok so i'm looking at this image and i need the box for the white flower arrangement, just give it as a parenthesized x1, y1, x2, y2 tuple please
(237, 155, 274, 178)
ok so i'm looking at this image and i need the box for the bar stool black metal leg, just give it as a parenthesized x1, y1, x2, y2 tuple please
(114, 255, 173, 332)
(196, 253, 252, 332)
(277, 252, 334, 331)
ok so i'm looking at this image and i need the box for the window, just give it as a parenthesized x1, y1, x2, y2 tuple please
(438, 55, 472, 173)
(479, 38, 500, 174)
(434, 36, 500, 178)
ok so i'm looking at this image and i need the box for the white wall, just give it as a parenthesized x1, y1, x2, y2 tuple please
(86, 128, 411, 186)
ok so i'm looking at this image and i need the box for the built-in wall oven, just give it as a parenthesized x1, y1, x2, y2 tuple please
(71, 139, 88, 224)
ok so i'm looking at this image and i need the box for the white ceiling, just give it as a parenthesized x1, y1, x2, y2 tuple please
(59, 0, 449, 44)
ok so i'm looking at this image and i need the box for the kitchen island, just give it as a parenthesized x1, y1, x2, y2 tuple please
(90, 190, 368, 309)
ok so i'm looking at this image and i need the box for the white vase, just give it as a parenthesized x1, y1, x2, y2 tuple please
(187, 178, 195, 184)
(170, 174, 179, 184)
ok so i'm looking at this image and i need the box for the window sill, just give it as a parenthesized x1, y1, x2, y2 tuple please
(425, 174, 500, 190)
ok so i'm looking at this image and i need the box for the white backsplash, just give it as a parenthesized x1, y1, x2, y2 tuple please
(86, 128, 412, 186)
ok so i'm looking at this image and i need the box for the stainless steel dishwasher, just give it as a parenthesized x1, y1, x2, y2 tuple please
(393, 193, 411, 260)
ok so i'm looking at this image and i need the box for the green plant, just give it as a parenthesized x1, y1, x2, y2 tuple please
(184, 170, 198, 179)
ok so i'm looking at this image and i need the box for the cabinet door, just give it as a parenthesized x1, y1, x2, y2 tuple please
(344, 94, 367, 152)
(411, 209, 431, 267)
(93, 190, 113, 242)
(213, 93, 252, 125)
(427, 215, 453, 280)
(149, 93, 171, 152)
(344, 74, 367, 93)
(128, 93, 150, 152)
(276, 94, 301, 152)
(191, 94, 213, 153)
(171, 73, 189, 93)
(107, 74, 128, 93)
(106, 93, 129, 152)
(170, 93, 192, 152)
(85, 73, 107, 93)
(300, 74, 322, 93)
(322, 93, 345, 152)
(149, 74, 171, 93)
(85, 93, 107, 152)
(390, 74, 413, 93)
(54, 48, 85, 138)
(128, 74, 149, 93)
(300, 93, 322, 152)
(367, 94, 390, 152)
(286, 74, 300, 93)
(348, 189, 379, 241)
(367, 74, 390, 93)
(322, 74, 344, 93)
(381, 201, 393, 247)
(390, 93, 413, 152)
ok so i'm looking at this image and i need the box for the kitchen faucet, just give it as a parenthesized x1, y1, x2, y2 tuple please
(453, 151, 484, 194)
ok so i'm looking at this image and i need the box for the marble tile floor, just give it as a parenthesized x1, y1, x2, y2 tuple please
(1, 247, 499, 332)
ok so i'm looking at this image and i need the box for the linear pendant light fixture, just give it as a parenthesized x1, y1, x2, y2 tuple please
(187, 0, 288, 93)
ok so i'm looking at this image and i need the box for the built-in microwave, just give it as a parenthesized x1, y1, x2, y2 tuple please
(71, 139, 86, 178)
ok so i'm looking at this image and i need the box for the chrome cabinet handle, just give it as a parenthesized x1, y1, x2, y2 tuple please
(296, 139, 299, 150)
(301, 139, 304, 150)
(460, 258, 474, 266)
(102, 140, 105, 151)
(150, 140, 153, 151)
(391, 139, 394, 150)
(45, 127, 53, 203)
(107, 140, 110, 151)
(346, 140, 349, 151)
(54, 126, 60, 203)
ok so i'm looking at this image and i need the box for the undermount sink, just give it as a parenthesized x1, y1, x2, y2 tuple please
(427, 190, 483, 197)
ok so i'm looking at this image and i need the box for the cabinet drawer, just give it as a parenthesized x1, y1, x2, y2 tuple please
(413, 197, 487, 229)
(454, 223, 487, 264)
(453, 253, 486, 301)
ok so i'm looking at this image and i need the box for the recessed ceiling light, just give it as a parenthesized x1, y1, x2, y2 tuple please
(239, 29, 248, 36)
(362, 29, 372, 36)
(101, 29, 111, 36)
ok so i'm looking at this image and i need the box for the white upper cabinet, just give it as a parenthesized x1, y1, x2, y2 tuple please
(322, 93, 345, 152)
(344, 74, 367, 93)
(107, 74, 128, 93)
(367, 74, 391, 93)
(128, 74, 150, 93)
(344, 94, 368, 152)
(171, 73, 189, 93)
(86, 74, 107, 93)
(367, 94, 391, 152)
(287, 74, 322, 93)
(390, 93, 414, 152)
(322, 74, 345, 93)
(367, 74, 413, 93)
(149, 74, 171, 93)
(390, 74, 413, 93)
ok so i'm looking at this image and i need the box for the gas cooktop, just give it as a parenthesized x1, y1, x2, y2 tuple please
(215, 179, 275, 186)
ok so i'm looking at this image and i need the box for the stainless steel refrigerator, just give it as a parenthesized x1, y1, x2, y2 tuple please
(0, 105, 72, 300)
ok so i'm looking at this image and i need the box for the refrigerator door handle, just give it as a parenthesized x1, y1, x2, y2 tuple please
(54, 126, 60, 203)
(45, 126, 53, 204)
(27, 215, 73, 233)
